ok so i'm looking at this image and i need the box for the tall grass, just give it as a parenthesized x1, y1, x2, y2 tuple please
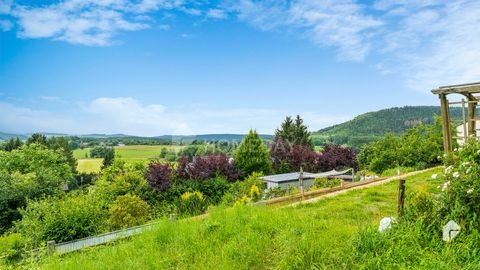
(28, 169, 443, 269)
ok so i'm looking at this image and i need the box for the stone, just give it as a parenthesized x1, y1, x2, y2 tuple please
(378, 217, 396, 233)
(443, 220, 461, 242)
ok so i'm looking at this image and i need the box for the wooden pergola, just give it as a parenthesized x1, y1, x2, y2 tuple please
(432, 82, 480, 153)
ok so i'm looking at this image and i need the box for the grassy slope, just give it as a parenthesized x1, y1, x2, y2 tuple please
(36, 168, 443, 269)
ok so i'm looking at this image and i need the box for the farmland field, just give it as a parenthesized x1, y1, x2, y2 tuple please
(36, 168, 444, 269)
(74, 145, 184, 172)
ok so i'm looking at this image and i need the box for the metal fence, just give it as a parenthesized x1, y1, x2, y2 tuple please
(50, 221, 161, 254)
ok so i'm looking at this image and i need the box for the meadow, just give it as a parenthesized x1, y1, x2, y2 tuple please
(74, 145, 184, 172)
(35, 168, 443, 269)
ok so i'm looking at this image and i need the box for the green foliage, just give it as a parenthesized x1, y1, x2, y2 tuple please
(0, 233, 26, 263)
(16, 193, 108, 246)
(275, 115, 312, 147)
(221, 172, 264, 206)
(234, 130, 272, 176)
(94, 160, 153, 204)
(0, 144, 73, 233)
(0, 137, 23, 152)
(358, 119, 443, 174)
(311, 178, 341, 189)
(101, 147, 115, 169)
(108, 194, 150, 230)
(26, 134, 77, 173)
(177, 191, 207, 216)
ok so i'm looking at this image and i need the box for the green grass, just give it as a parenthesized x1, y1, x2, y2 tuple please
(34, 168, 443, 269)
(77, 159, 103, 173)
(74, 145, 184, 173)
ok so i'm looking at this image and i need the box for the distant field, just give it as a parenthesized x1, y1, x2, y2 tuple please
(74, 145, 183, 159)
(77, 159, 103, 173)
(74, 145, 183, 173)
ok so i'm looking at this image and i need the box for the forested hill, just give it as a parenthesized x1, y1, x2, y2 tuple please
(312, 106, 462, 148)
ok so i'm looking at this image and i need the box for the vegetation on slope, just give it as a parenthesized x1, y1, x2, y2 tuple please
(313, 106, 463, 148)
(30, 169, 443, 269)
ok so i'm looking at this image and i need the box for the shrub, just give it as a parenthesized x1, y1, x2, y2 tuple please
(317, 144, 358, 171)
(234, 130, 272, 176)
(221, 172, 264, 206)
(145, 161, 172, 192)
(287, 144, 318, 172)
(16, 193, 108, 246)
(176, 154, 240, 181)
(177, 191, 207, 216)
(0, 233, 26, 263)
(311, 178, 341, 189)
(108, 194, 151, 230)
(249, 184, 261, 202)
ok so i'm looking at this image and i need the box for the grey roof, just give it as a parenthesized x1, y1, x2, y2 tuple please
(260, 172, 316, 183)
(260, 169, 352, 183)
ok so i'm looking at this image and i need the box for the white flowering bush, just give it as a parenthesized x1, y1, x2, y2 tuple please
(435, 140, 480, 231)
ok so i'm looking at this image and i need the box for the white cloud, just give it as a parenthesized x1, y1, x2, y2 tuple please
(375, 0, 480, 91)
(0, 98, 350, 136)
(206, 9, 228, 19)
(4, 0, 183, 46)
(0, 102, 76, 134)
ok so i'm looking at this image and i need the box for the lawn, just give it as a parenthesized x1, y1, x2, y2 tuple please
(35, 168, 443, 269)
(74, 145, 184, 173)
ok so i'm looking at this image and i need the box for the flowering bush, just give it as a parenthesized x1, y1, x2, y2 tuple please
(177, 191, 207, 216)
(436, 140, 480, 231)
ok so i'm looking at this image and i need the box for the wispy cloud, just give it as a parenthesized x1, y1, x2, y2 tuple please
(0, 97, 351, 135)
(3, 0, 182, 46)
(206, 9, 228, 19)
(226, 0, 382, 61)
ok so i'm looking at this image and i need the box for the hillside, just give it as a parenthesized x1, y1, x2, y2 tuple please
(312, 106, 462, 148)
(33, 169, 445, 269)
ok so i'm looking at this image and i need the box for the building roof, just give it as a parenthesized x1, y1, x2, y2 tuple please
(260, 169, 353, 183)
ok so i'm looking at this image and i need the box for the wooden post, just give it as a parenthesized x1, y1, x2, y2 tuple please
(397, 179, 406, 217)
(47, 240, 56, 255)
(439, 94, 452, 153)
(468, 98, 477, 137)
(169, 214, 176, 222)
(299, 167, 304, 198)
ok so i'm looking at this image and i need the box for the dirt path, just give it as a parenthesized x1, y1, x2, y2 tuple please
(288, 167, 439, 207)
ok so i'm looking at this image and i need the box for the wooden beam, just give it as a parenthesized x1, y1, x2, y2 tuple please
(439, 94, 452, 153)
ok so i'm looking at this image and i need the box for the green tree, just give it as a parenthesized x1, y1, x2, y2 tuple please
(234, 130, 272, 176)
(1, 137, 23, 152)
(275, 115, 312, 148)
(159, 147, 168, 158)
(101, 147, 115, 170)
(0, 144, 73, 233)
(26, 133, 47, 145)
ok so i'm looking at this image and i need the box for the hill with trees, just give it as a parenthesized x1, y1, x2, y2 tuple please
(312, 106, 463, 148)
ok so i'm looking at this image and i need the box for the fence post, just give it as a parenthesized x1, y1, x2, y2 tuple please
(47, 240, 56, 255)
(169, 213, 177, 222)
(397, 179, 406, 217)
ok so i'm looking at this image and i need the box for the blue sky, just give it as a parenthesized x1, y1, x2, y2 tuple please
(0, 0, 479, 136)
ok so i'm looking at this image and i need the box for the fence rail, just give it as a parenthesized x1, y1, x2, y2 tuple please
(50, 221, 160, 254)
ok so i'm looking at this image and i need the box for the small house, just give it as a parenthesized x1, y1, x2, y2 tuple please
(260, 169, 354, 191)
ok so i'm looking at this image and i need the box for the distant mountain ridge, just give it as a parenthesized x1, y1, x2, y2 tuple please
(0, 106, 462, 147)
(0, 132, 273, 142)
